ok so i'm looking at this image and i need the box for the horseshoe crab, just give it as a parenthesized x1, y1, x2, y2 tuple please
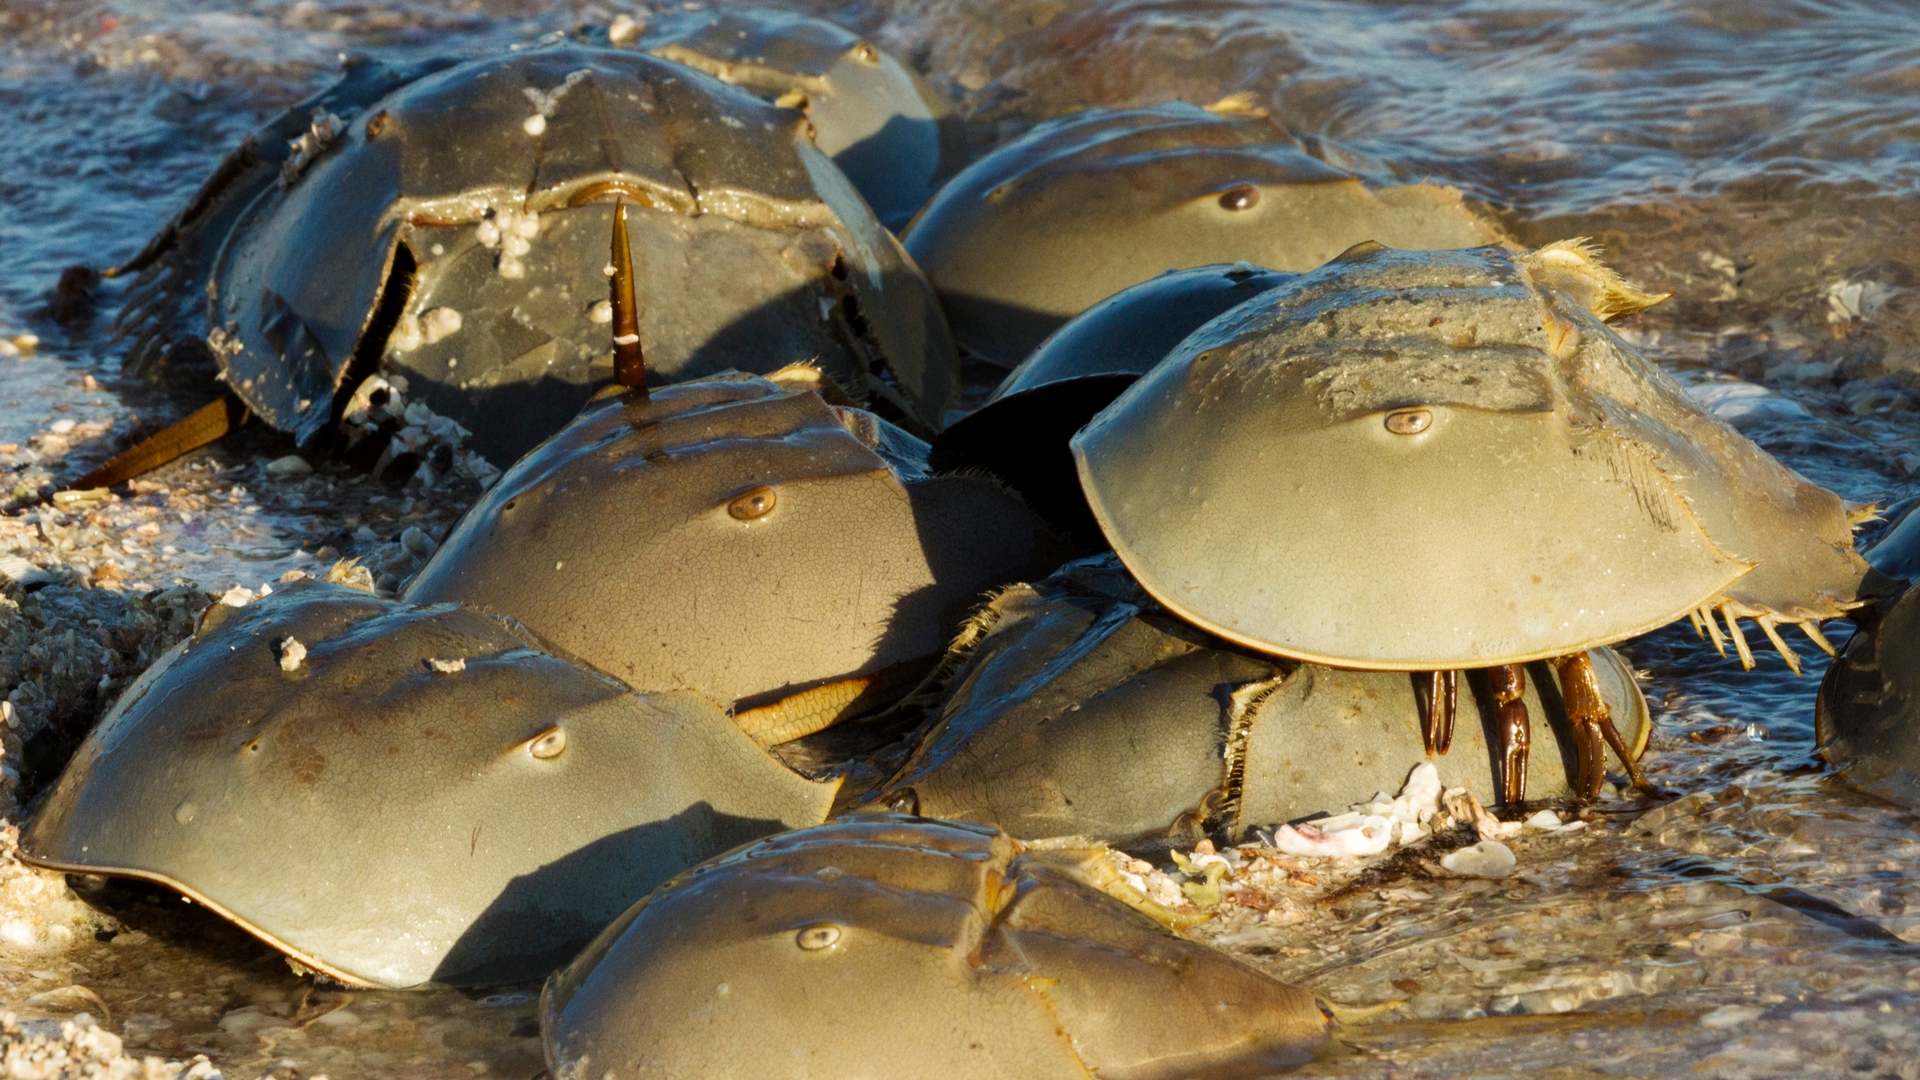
(1073, 241, 1871, 803)
(1817, 586, 1920, 806)
(403, 246, 1073, 747)
(540, 815, 1333, 1080)
(931, 262, 1294, 543)
(109, 45, 957, 469)
(634, 7, 966, 230)
(19, 580, 837, 988)
(901, 102, 1504, 367)
(1816, 518, 1920, 805)
(869, 556, 1649, 844)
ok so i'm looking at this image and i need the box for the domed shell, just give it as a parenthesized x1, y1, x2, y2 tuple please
(902, 102, 1504, 367)
(931, 263, 1294, 543)
(1073, 242, 1869, 670)
(19, 581, 837, 989)
(405, 372, 1074, 741)
(539, 815, 1331, 1080)
(116, 46, 957, 465)
(637, 7, 966, 229)
(1817, 540, 1920, 807)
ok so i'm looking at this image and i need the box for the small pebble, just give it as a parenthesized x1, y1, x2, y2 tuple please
(1439, 840, 1516, 879)
(278, 637, 306, 672)
(1524, 809, 1563, 831)
(429, 657, 466, 674)
(264, 454, 312, 480)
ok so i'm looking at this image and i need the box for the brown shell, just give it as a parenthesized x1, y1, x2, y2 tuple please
(902, 102, 1504, 366)
(1073, 242, 1870, 670)
(540, 816, 1331, 1079)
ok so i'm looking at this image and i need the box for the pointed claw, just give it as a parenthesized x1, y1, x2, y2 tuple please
(1556, 652, 1651, 800)
(1699, 604, 1728, 657)
(1489, 664, 1529, 805)
(1799, 620, 1837, 657)
(1756, 616, 1802, 676)
(1439, 669, 1456, 755)
(1688, 607, 1706, 640)
(1718, 604, 1755, 671)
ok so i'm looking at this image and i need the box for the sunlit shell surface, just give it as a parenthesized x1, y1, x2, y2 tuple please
(405, 372, 1073, 743)
(930, 263, 1295, 544)
(1074, 243, 1870, 671)
(19, 582, 836, 989)
(540, 815, 1331, 1080)
(637, 6, 965, 229)
(114, 46, 956, 465)
(902, 102, 1503, 366)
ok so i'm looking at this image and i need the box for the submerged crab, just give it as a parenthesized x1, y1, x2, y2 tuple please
(20, 580, 838, 988)
(902, 102, 1504, 367)
(633, 6, 966, 230)
(108, 45, 956, 470)
(868, 556, 1649, 844)
(1073, 242, 1873, 803)
(540, 815, 1332, 1080)
(931, 262, 1295, 543)
(405, 209, 1072, 746)
(1816, 515, 1920, 805)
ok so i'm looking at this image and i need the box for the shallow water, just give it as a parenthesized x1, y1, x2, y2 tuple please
(5, 0, 1920, 1077)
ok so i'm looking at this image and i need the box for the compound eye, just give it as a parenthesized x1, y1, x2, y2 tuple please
(728, 486, 777, 521)
(526, 725, 568, 760)
(1384, 408, 1433, 435)
(795, 923, 842, 951)
(1218, 185, 1260, 211)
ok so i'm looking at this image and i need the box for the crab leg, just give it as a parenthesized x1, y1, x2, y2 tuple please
(1489, 663, 1530, 804)
(1553, 651, 1653, 799)
(1420, 670, 1458, 756)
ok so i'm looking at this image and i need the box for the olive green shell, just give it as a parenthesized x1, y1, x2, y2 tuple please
(637, 7, 966, 229)
(1818, 585, 1920, 806)
(902, 102, 1503, 366)
(20, 582, 836, 989)
(1074, 243, 1871, 670)
(931, 263, 1294, 544)
(540, 816, 1331, 1080)
(405, 373, 1074, 720)
(872, 557, 1648, 842)
(115, 47, 956, 465)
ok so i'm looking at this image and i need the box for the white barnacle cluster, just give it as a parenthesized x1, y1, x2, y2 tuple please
(279, 109, 346, 188)
(341, 373, 503, 492)
(474, 207, 541, 279)
(388, 305, 464, 354)
(520, 68, 593, 137)
(1264, 762, 1447, 857)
